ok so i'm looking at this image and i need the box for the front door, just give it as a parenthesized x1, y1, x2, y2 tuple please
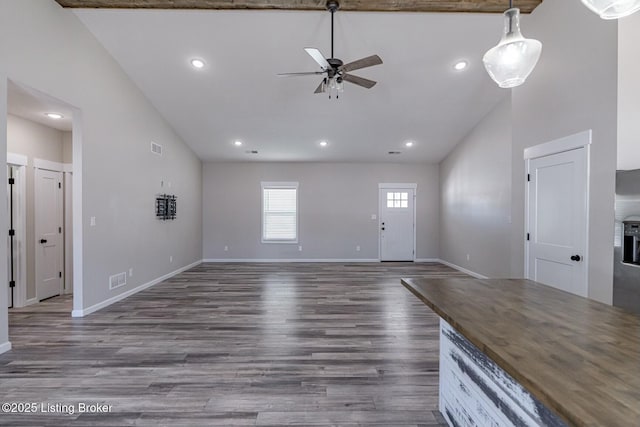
(379, 187, 415, 261)
(527, 147, 588, 297)
(35, 168, 63, 301)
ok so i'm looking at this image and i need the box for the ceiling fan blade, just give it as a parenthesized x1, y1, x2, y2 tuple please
(278, 72, 325, 77)
(314, 80, 326, 94)
(304, 48, 331, 70)
(339, 55, 383, 73)
(343, 74, 377, 89)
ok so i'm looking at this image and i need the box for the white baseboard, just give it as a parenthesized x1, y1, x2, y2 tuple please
(72, 260, 202, 318)
(202, 258, 381, 263)
(24, 298, 38, 307)
(437, 259, 489, 279)
(0, 341, 12, 355)
(415, 258, 440, 263)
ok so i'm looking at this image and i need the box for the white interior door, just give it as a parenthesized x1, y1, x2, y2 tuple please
(379, 187, 415, 261)
(35, 168, 63, 301)
(527, 147, 588, 297)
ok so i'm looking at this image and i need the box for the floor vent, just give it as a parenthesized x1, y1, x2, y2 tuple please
(109, 272, 127, 290)
(151, 141, 163, 156)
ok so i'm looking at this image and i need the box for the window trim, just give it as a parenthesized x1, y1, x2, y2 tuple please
(261, 181, 299, 244)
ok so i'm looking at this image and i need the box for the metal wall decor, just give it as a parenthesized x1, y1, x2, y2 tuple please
(156, 194, 177, 220)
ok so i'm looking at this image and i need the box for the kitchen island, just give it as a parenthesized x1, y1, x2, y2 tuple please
(401, 277, 640, 427)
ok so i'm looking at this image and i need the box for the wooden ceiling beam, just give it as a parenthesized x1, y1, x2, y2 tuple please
(54, 0, 543, 14)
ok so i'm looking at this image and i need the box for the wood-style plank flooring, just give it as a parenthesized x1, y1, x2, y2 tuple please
(0, 262, 466, 426)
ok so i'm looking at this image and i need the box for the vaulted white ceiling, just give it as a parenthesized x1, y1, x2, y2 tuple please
(74, 8, 514, 163)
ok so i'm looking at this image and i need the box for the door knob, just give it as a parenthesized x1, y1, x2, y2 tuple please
(40, 239, 47, 244)
(570, 255, 581, 262)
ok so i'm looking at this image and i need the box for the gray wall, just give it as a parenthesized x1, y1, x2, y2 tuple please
(0, 77, 7, 347)
(7, 114, 65, 301)
(511, 0, 618, 303)
(0, 0, 202, 348)
(618, 12, 640, 171)
(62, 131, 72, 164)
(203, 162, 439, 260)
(440, 98, 512, 277)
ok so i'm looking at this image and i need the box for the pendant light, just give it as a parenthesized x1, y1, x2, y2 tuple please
(483, 1, 542, 89)
(580, 0, 640, 19)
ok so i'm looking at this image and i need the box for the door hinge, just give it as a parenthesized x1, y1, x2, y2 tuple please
(9, 280, 15, 288)
(58, 182, 62, 189)
(527, 233, 530, 241)
(59, 272, 62, 278)
(8, 229, 14, 236)
(527, 174, 531, 182)
(59, 227, 62, 233)
(8, 177, 14, 185)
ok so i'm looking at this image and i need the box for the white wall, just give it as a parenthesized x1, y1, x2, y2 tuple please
(618, 12, 640, 171)
(7, 114, 65, 301)
(203, 162, 439, 261)
(440, 98, 512, 277)
(0, 0, 202, 349)
(511, 0, 618, 303)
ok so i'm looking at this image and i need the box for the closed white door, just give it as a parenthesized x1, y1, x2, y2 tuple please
(379, 187, 415, 261)
(35, 169, 63, 301)
(527, 147, 588, 297)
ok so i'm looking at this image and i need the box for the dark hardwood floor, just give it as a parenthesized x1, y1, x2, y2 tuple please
(0, 262, 466, 426)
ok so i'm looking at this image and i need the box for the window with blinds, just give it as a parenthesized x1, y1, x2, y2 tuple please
(262, 182, 298, 242)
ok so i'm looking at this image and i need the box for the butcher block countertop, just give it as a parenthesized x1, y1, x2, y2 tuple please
(401, 277, 640, 427)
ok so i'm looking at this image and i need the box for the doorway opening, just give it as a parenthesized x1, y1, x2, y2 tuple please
(5, 80, 80, 317)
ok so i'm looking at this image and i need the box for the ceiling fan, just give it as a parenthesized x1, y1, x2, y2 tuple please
(278, 0, 383, 98)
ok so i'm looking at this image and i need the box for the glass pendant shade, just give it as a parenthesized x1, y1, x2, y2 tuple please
(581, 0, 640, 19)
(483, 8, 542, 89)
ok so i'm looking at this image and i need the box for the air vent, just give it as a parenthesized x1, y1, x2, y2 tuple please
(388, 151, 402, 155)
(109, 272, 127, 290)
(151, 141, 163, 156)
(245, 150, 259, 154)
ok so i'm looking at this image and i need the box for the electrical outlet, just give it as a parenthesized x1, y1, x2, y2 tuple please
(356, 245, 361, 252)
(90, 216, 96, 226)
(371, 214, 377, 220)
(129, 268, 133, 277)
(298, 245, 303, 252)
(224, 246, 229, 252)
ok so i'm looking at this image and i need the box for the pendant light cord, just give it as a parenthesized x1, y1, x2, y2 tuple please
(510, 0, 513, 8)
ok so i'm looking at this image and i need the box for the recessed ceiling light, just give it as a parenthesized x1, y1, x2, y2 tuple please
(45, 113, 63, 119)
(405, 141, 414, 148)
(454, 60, 468, 71)
(190, 58, 206, 69)
(234, 140, 243, 147)
(319, 141, 328, 147)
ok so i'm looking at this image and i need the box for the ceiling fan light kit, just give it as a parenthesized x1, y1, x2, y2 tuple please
(483, 6, 542, 89)
(580, 0, 640, 19)
(279, 0, 383, 99)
